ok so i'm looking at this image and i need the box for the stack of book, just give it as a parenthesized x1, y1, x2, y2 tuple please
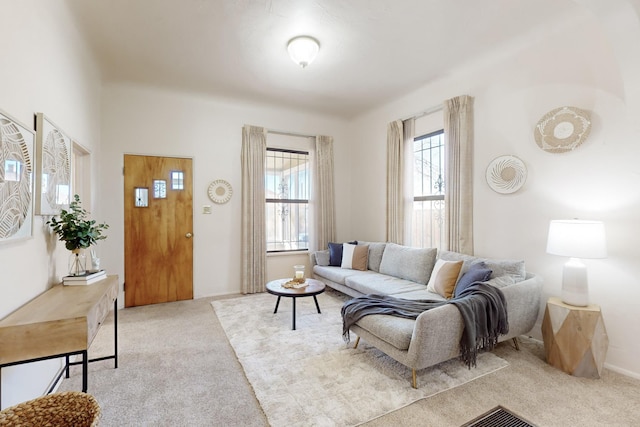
(63, 270, 107, 285)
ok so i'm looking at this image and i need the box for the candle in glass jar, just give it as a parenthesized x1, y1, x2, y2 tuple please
(293, 265, 305, 279)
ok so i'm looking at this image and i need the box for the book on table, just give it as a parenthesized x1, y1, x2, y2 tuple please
(63, 270, 107, 285)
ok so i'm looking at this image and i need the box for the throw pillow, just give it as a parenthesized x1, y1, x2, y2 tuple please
(314, 250, 330, 266)
(328, 241, 357, 266)
(427, 259, 464, 299)
(357, 241, 386, 272)
(453, 261, 493, 298)
(378, 243, 437, 284)
(341, 243, 369, 270)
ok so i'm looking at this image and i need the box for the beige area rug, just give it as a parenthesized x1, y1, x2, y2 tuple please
(211, 291, 509, 427)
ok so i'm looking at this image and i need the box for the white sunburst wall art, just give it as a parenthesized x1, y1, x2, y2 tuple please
(0, 109, 35, 243)
(485, 155, 528, 195)
(35, 113, 72, 215)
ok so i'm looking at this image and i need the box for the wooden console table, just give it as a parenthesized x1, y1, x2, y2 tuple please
(0, 275, 119, 408)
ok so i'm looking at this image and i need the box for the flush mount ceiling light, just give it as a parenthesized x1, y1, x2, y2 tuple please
(287, 36, 320, 68)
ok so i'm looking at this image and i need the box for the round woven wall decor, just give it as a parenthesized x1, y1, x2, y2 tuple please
(208, 179, 232, 204)
(534, 106, 591, 153)
(486, 155, 527, 194)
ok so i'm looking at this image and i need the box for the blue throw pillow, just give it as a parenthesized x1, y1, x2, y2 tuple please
(453, 262, 492, 298)
(328, 241, 357, 266)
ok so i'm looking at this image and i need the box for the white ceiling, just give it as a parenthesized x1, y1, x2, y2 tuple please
(66, 0, 581, 118)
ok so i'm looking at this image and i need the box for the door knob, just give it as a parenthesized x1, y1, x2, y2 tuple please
(185, 232, 193, 238)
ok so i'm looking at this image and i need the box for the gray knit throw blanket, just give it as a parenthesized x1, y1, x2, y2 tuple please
(341, 282, 509, 368)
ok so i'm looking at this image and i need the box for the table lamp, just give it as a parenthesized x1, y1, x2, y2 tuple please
(546, 220, 607, 306)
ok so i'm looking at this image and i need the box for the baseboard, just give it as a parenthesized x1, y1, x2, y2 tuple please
(521, 334, 640, 380)
(37, 357, 68, 399)
(46, 366, 66, 395)
(604, 363, 640, 380)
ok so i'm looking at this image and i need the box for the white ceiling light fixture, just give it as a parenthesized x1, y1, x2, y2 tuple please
(287, 36, 320, 68)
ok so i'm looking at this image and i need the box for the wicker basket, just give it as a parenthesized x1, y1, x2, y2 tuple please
(0, 391, 101, 427)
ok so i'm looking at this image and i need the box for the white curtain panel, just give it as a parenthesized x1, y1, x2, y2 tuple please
(444, 95, 474, 255)
(314, 135, 336, 251)
(241, 125, 267, 294)
(402, 118, 415, 245)
(386, 120, 404, 244)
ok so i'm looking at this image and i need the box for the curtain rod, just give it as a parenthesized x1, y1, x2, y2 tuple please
(401, 104, 444, 121)
(267, 129, 315, 139)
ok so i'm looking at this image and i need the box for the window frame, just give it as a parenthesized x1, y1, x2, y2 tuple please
(411, 129, 445, 249)
(265, 147, 310, 253)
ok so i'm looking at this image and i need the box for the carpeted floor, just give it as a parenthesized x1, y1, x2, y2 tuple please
(212, 292, 508, 426)
(58, 293, 640, 426)
(58, 297, 268, 426)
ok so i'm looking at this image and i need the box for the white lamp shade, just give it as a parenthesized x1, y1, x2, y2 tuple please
(546, 220, 607, 259)
(287, 36, 319, 68)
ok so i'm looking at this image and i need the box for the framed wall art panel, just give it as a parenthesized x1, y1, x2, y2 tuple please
(35, 113, 72, 215)
(0, 109, 35, 243)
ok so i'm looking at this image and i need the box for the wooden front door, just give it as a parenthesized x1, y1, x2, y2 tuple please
(123, 154, 193, 307)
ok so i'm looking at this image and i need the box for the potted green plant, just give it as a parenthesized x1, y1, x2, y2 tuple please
(47, 194, 109, 276)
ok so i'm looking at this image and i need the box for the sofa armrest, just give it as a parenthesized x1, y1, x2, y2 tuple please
(309, 251, 318, 266)
(500, 273, 543, 338)
(406, 272, 543, 369)
(407, 304, 465, 369)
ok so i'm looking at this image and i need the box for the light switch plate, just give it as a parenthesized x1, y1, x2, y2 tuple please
(203, 205, 212, 214)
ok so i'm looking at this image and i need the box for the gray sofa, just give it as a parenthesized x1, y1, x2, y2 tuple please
(310, 241, 543, 388)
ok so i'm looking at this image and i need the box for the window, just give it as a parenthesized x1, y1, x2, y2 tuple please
(153, 180, 167, 198)
(265, 148, 309, 252)
(170, 171, 184, 190)
(412, 130, 445, 249)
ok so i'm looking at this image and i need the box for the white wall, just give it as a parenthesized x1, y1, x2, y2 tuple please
(99, 84, 350, 301)
(0, 0, 102, 409)
(348, 1, 640, 377)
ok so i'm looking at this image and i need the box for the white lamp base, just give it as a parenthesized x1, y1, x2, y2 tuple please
(561, 257, 589, 306)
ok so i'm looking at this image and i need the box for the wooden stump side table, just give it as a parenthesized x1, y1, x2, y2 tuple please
(541, 296, 608, 378)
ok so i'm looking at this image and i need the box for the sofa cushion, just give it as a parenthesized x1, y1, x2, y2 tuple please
(313, 265, 372, 286)
(486, 275, 516, 288)
(346, 273, 428, 296)
(328, 241, 357, 266)
(315, 250, 330, 266)
(354, 314, 415, 351)
(341, 243, 369, 270)
(453, 262, 492, 298)
(378, 243, 437, 284)
(357, 241, 387, 272)
(438, 250, 526, 283)
(392, 289, 446, 301)
(426, 259, 464, 299)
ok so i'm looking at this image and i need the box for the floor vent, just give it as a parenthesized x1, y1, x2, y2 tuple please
(461, 406, 536, 427)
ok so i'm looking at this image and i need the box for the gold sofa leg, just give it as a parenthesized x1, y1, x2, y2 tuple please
(354, 336, 360, 349)
(412, 369, 417, 389)
(512, 337, 520, 351)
